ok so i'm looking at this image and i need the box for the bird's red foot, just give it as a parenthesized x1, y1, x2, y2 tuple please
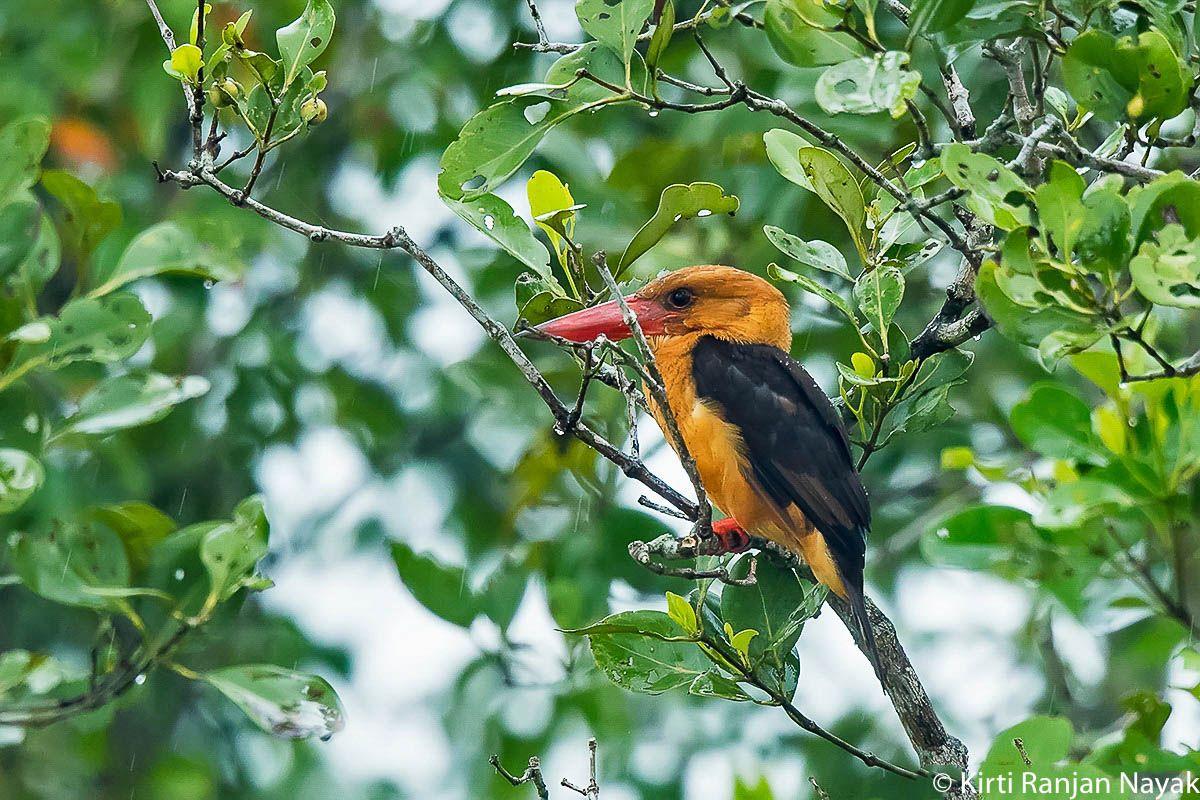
(711, 518, 752, 553)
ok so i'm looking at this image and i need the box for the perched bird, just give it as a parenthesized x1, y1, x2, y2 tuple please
(536, 265, 879, 675)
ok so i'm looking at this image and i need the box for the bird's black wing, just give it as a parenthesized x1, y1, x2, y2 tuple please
(690, 335, 871, 587)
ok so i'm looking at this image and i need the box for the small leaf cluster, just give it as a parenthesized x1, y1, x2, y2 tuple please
(568, 556, 826, 706)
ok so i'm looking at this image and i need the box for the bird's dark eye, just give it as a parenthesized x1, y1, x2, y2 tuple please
(666, 287, 695, 309)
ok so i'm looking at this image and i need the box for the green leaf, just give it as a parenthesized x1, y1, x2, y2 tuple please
(198, 496, 270, 615)
(1, 294, 151, 393)
(0, 197, 42, 279)
(189, 3, 212, 45)
(0, 448, 43, 514)
(907, 0, 976, 40)
(204, 664, 344, 739)
(645, 0, 675, 73)
(794, 147, 869, 261)
(688, 671, 751, 701)
(1130, 172, 1200, 244)
(276, 0, 335, 88)
(721, 554, 821, 666)
(763, 226, 850, 280)
(1010, 384, 1108, 463)
(576, 0, 655, 65)
(57, 372, 210, 438)
(1130, 224, 1200, 308)
(616, 182, 739, 277)
(164, 44, 203, 83)
(666, 591, 699, 634)
(1063, 30, 1189, 122)
(922, 505, 1036, 570)
(39, 170, 122, 262)
(768, 262, 860, 325)
(438, 44, 632, 200)
(941, 143, 1031, 230)
(444, 193, 553, 282)
(88, 222, 236, 298)
(9, 522, 131, 611)
(88, 502, 177, 574)
(982, 716, 1073, 768)
(390, 541, 479, 628)
(10, 210, 61, 293)
(586, 610, 711, 694)
(0, 116, 51, 197)
(815, 52, 921, 118)
(1034, 162, 1086, 262)
(527, 170, 578, 271)
(764, 129, 816, 193)
(1076, 187, 1131, 271)
(976, 261, 1102, 348)
(515, 275, 583, 325)
(764, 0, 866, 67)
(853, 266, 904, 333)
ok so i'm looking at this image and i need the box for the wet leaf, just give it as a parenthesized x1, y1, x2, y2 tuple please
(853, 265, 904, 333)
(276, 0, 335, 88)
(0, 448, 43, 514)
(1130, 224, 1200, 308)
(768, 262, 860, 325)
(763, 226, 850, 280)
(444, 193, 554, 282)
(198, 496, 270, 615)
(793, 147, 869, 261)
(9, 522, 131, 611)
(0, 116, 51, 197)
(390, 541, 479, 628)
(586, 610, 711, 694)
(764, 0, 865, 67)
(205, 664, 344, 739)
(576, 0, 655, 65)
(616, 182, 739, 277)
(0, 197, 42, 279)
(815, 52, 921, 118)
(941, 143, 1031, 230)
(40, 170, 122, 262)
(88, 222, 237, 298)
(58, 372, 211, 438)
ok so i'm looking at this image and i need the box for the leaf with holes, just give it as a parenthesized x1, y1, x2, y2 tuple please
(764, 0, 865, 67)
(1063, 30, 1189, 123)
(941, 143, 1031, 230)
(205, 664, 344, 740)
(616, 182, 739, 277)
(438, 44, 633, 200)
(198, 496, 270, 617)
(794, 147, 869, 261)
(816, 52, 921, 118)
(444, 193, 554, 284)
(586, 610, 711, 694)
(9, 522, 131, 611)
(0, 197, 41, 279)
(1, 294, 151, 392)
(0, 448, 43, 514)
(853, 266, 904, 333)
(768, 262, 860, 325)
(1130, 224, 1200, 308)
(276, 0, 335, 88)
(764, 226, 850, 280)
(576, 0, 656, 65)
(57, 372, 211, 438)
(0, 116, 51, 198)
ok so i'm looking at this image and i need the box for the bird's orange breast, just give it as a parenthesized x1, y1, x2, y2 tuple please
(647, 335, 847, 596)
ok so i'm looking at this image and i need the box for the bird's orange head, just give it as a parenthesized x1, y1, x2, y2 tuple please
(536, 265, 792, 350)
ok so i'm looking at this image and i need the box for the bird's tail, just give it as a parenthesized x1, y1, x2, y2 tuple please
(844, 572, 884, 686)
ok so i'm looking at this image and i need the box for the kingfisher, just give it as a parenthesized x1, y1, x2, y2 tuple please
(536, 265, 878, 674)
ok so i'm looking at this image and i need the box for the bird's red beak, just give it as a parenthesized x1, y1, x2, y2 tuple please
(535, 296, 668, 342)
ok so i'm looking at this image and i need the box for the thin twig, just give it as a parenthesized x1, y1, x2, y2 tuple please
(491, 755, 551, 800)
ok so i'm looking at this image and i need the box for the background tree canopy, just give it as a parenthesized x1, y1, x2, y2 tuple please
(1, 0, 1199, 798)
